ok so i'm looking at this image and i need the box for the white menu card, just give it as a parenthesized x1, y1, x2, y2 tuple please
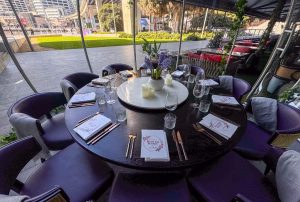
(200, 79, 219, 86)
(73, 114, 112, 140)
(200, 114, 238, 139)
(140, 130, 170, 162)
(211, 95, 239, 105)
(70, 92, 96, 104)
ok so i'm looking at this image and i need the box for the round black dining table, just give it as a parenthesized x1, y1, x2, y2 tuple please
(64, 76, 247, 170)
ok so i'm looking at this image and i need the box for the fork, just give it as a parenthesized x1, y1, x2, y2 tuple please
(193, 123, 222, 145)
(126, 134, 133, 158)
(130, 134, 137, 159)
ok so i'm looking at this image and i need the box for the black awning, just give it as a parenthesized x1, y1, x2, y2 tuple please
(176, 0, 300, 20)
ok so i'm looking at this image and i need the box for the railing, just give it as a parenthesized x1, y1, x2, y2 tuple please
(2, 27, 78, 36)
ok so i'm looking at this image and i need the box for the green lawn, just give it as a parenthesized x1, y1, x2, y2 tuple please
(31, 36, 179, 50)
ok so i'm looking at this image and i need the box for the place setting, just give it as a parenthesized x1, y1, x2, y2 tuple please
(68, 92, 97, 108)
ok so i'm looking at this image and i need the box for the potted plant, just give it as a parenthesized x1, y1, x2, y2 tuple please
(142, 38, 172, 90)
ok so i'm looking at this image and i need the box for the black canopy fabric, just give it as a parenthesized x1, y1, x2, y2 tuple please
(177, 0, 300, 20)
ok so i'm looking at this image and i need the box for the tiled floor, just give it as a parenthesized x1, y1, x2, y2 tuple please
(0, 40, 209, 135)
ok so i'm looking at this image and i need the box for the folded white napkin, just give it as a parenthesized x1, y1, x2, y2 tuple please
(70, 92, 96, 104)
(92, 78, 110, 85)
(140, 130, 170, 162)
(200, 113, 238, 139)
(73, 114, 112, 140)
(119, 70, 133, 77)
(171, 70, 184, 78)
(200, 79, 219, 86)
(212, 95, 239, 105)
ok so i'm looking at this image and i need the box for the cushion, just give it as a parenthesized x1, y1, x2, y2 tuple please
(42, 113, 74, 150)
(234, 121, 273, 159)
(218, 75, 233, 93)
(251, 97, 277, 132)
(276, 150, 300, 202)
(0, 195, 29, 202)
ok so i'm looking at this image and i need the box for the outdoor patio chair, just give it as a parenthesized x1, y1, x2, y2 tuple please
(102, 63, 133, 77)
(215, 77, 251, 101)
(108, 173, 191, 202)
(8, 92, 73, 157)
(234, 101, 300, 160)
(60, 72, 99, 100)
(0, 137, 113, 202)
(187, 151, 279, 202)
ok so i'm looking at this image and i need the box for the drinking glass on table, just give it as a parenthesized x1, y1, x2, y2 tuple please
(199, 99, 211, 113)
(115, 108, 127, 122)
(195, 70, 205, 84)
(164, 91, 178, 129)
(191, 82, 206, 108)
(105, 82, 116, 104)
(182, 64, 191, 84)
(165, 91, 178, 111)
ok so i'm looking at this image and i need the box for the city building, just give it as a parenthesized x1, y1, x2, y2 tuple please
(32, 0, 75, 17)
(0, 0, 29, 15)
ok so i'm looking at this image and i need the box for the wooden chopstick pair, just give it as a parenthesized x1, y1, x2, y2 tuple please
(74, 112, 100, 128)
(87, 123, 120, 145)
(193, 123, 222, 145)
(68, 102, 95, 108)
(172, 130, 188, 161)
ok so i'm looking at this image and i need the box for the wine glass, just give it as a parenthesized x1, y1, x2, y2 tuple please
(165, 91, 178, 111)
(182, 64, 191, 85)
(195, 70, 205, 84)
(191, 82, 206, 108)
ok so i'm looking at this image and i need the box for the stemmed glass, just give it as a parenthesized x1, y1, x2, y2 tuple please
(191, 82, 206, 108)
(195, 70, 205, 84)
(182, 64, 191, 85)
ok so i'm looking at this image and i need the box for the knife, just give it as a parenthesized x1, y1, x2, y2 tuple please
(177, 131, 188, 160)
(172, 130, 183, 161)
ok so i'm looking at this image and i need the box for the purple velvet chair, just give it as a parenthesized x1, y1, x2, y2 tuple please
(215, 77, 251, 101)
(188, 151, 279, 202)
(8, 92, 73, 155)
(191, 65, 205, 75)
(102, 63, 133, 77)
(60, 72, 99, 100)
(109, 173, 191, 202)
(234, 102, 300, 160)
(0, 137, 113, 201)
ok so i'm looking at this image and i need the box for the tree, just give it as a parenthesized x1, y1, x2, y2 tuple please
(256, 0, 286, 55)
(98, 3, 123, 32)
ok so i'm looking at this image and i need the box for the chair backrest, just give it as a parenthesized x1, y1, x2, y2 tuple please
(60, 80, 78, 101)
(102, 63, 133, 77)
(277, 103, 300, 132)
(7, 92, 66, 119)
(232, 77, 251, 100)
(0, 137, 41, 194)
(63, 72, 99, 89)
(191, 65, 205, 75)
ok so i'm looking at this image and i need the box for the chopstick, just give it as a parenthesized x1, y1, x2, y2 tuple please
(88, 123, 120, 145)
(193, 124, 222, 145)
(75, 112, 100, 128)
(68, 102, 95, 108)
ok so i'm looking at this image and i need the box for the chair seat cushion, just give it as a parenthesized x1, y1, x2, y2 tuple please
(234, 121, 273, 160)
(21, 143, 113, 202)
(109, 173, 191, 202)
(188, 152, 278, 202)
(42, 113, 74, 150)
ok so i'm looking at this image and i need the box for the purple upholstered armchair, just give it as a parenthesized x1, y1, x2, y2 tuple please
(234, 101, 300, 160)
(102, 63, 133, 77)
(191, 65, 205, 75)
(0, 137, 113, 201)
(60, 72, 99, 100)
(214, 77, 251, 101)
(188, 151, 279, 202)
(8, 92, 73, 157)
(109, 173, 191, 202)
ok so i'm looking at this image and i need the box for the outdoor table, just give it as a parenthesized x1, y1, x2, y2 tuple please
(64, 75, 247, 170)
